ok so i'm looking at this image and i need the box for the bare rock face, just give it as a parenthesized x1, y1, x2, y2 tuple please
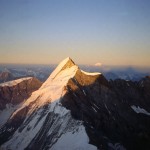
(61, 70, 150, 150)
(0, 77, 42, 110)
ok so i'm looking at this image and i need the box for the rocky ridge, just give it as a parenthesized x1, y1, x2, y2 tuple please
(0, 58, 150, 150)
(0, 77, 42, 110)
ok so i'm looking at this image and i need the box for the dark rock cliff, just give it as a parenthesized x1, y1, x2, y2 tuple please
(62, 73, 150, 150)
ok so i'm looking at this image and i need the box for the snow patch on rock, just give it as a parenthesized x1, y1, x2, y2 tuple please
(131, 105, 150, 116)
(81, 70, 101, 76)
(0, 77, 32, 87)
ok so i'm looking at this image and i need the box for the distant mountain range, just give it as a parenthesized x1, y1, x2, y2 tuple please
(0, 64, 149, 83)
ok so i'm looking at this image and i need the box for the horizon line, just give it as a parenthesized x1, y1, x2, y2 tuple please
(0, 62, 150, 69)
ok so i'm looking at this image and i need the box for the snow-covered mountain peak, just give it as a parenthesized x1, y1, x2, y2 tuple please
(13, 58, 103, 111)
(0, 58, 99, 150)
(0, 58, 150, 150)
(48, 57, 75, 79)
(15, 58, 79, 113)
(41, 57, 76, 89)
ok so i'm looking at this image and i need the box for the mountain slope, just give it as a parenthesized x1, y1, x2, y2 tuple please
(0, 58, 150, 150)
(0, 57, 97, 150)
(0, 77, 42, 127)
(0, 77, 42, 110)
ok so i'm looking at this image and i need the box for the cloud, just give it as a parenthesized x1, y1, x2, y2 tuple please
(94, 62, 102, 67)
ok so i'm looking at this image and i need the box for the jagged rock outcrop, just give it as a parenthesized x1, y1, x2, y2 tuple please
(0, 57, 150, 150)
(62, 73, 150, 150)
(0, 77, 42, 110)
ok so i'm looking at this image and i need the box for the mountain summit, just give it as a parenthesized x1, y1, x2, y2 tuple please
(0, 57, 102, 150)
(41, 57, 77, 89)
(0, 58, 150, 150)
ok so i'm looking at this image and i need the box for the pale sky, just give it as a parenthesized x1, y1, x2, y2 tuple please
(0, 0, 150, 66)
